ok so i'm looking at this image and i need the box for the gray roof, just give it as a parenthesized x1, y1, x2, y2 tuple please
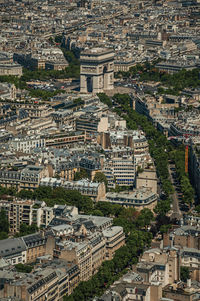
(103, 226, 123, 238)
(0, 238, 26, 258)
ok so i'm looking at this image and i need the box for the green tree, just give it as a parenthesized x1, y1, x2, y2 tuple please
(33, 186, 53, 200)
(16, 223, 38, 237)
(17, 189, 34, 199)
(136, 208, 154, 229)
(15, 263, 33, 273)
(160, 224, 172, 235)
(74, 169, 89, 181)
(55, 35, 62, 43)
(97, 93, 112, 107)
(180, 266, 190, 282)
(195, 205, 200, 214)
(95, 202, 115, 216)
(93, 172, 108, 190)
(154, 199, 171, 216)
(0, 209, 9, 234)
(0, 232, 8, 240)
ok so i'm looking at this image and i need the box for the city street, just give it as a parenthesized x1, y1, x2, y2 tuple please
(168, 163, 182, 220)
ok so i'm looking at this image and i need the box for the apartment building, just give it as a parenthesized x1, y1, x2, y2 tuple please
(53, 153, 102, 181)
(114, 59, 136, 72)
(181, 247, 200, 267)
(0, 232, 55, 265)
(139, 248, 180, 286)
(103, 226, 125, 260)
(180, 247, 200, 282)
(22, 233, 47, 263)
(98, 280, 162, 301)
(136, 261, 167, 286)
(21, 165, 49, 190)
(9, 199, 34, 233)
(40, 178, 106, 201)
(105, 187, 158, 211)
(0, 199, 34, 233)
(76, 114, 109, 134)
(12, 103, 53, 118)
(97, 130, 147, 152)
(0, 170, 21, 190)
(0, 259, 80, 300)
(90, 233, 106, 275)
(0, 238, 27, 265)
(0, 199, 58, 233)
(52, 219, 123, 278)
(0, 165, 49, 191)
(45, 132, 91, 149)
(54, 241, 93, 281)
(155, 60, 196, 74)
(163, 226, 200, 250)
(162, 282, 200, 301)
(40, 260, 80, 297)
(103, 156, 135, 188)
(0, 269, 60, 301)
(40, 206, 55, 227)
(10, 136, 46, 153)
(76, 114, 100, 133)
(133, 133, 149, 155)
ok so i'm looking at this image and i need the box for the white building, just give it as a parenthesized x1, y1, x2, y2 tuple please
(0, 238, 27, 265)
(9, 135, 46, 153)
(103, 155, 135, 188)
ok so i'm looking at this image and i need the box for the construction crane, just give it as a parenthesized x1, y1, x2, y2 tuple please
(183, 133, 194, 174)
(168, 134, 192, 174)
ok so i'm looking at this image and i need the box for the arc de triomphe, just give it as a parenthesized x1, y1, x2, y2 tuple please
(80, 48, 114, 94)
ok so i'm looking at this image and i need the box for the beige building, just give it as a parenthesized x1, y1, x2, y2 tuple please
(100, 278, 162, 301)
(54, 240, 93, 281)
(180, 247, 200, 282)
(114, 59, 136, 72)
(0, 261, 80, 300)
(40, 178, 106, 202)
(0, 63, 22, 77)
(9, 199, 34, 233)
(45, 60, 69, 71)
(23, 232, 55, 263)
(89, 233, 106, 275)
(54, 230, 107, 281)
(12, 102, 53, 118)
(80, 48, 114, 93)
(105, 187, 158, 211)
(0, 268, 60, 301)
(139, 247, 180, 286)
(162, 282, 200, 301)
(0, 199, 35, 233)
(53, 226, 123, 280)
(103, 226, 125, 260)
(136, 167, 158, 194)
(46, 132, 90, 149)
(163, 226, 200, 250)
(0, 165, 49, 191)
(10, 136, 46, 153)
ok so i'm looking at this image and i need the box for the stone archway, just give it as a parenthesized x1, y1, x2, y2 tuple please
(80, 48, 114, 93)
(86, 76, 93, 93)
(103, 65, 107, 89)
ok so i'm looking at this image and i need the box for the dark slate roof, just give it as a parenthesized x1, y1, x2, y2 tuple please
(22, 233, 45, 247)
